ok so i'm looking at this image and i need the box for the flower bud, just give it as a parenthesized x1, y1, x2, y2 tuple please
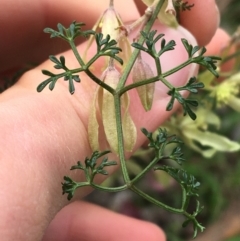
(132, 53, 155, 111)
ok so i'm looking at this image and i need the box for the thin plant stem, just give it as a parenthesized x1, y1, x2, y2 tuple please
(114, 94, 131, 183)
(130, 185, 181, 213)
(69, 40, 85, 66)
(116, 0, 166, 91)
(114, 0, 166, 185)
(91, 183, 128, 192)
(131, 156, 160, 184)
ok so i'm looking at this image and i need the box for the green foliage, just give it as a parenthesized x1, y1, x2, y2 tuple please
(132, 31, 217, 120)
(61, 176, 80, 201)
(71, 150, 117, 177)
(181, 39, 221, 77)
(62, 150, 117, 200)
(37, 30, 123, 94)
(95, 33, 123, 65)
(139, 128, 204, 237)
(156, 166, 200, 197)
(141, 128, 184, 160)
(44, 21, 94, 41)
(174, 1, 195, 11)
(166, 76, 204, 120)
(166, 87, 199, 120)
(132, 30, 176, 58)
(38, 55, 80, 94)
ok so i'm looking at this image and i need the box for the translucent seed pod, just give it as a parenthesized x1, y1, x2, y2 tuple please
(84, 0, 131, 68)
(88, 58, 137, 153)
(132, 53, 155, 111)
(101, 61, 120, 153)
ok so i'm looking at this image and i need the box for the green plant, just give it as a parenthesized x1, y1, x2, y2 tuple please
(37, 0, 221, 238)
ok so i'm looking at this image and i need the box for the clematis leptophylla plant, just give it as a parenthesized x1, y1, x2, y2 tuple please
(86, 0, 199, 154)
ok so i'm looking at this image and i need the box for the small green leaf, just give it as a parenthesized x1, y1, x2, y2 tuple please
(186, 99, 198, 107)
(62, 176, 77, 200)
(97, 169, 108, 175)
(70, 161, 84, 170)
(49, 55, 60, 65)
(184, 103, 197, 120)
(68, 76, 75, 94)
(49, 78, 57, 90)
(181, 38, 192, 57)
(42, 70, 55, 77)
(73, 75, 80, 82)
(191, 46, 200, 56)
(60, 56, 65, 66)
(37, 78, 53, 92)
(57, 23, 64, 35)
(166, 94, 175, 111)
(182, 219, 191, 228)
(158, 40, 176, 56)
(131, 42, 148, 52)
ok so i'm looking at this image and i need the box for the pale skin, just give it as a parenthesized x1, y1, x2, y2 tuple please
(0, 0, 221, 240)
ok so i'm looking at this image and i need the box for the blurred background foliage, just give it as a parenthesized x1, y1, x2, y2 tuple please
(85, 1, 240, 240)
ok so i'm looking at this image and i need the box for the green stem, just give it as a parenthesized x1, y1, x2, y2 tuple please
(162, 59, 193, 78)
(120, 76, 159, 95)
(181, 185, 188, 209)
(130, 185, 181, 214)
(131, 143, 166, 185)
(114, 94, 130, 183)
(91, 183, 128, 192)
(85, 69, 115, 94)
(159, 76, 175, 89)
(69, 40, 85, 66)
(116, 0, 166, 91)
(119, 56, 194, 96)
(84, 53, 103, 69)
(69, 40, 114, 93)
(131, 156, 160, 184)
(155, 57, 162, 75)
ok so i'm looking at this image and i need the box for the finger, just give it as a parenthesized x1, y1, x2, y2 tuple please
(179, 0, 220, 46)
(133, 0, 146, 15)
(205, 28, 235, 72)
(0, 0, 139, 72)
(133, 0, 220, 46)
(42, 201, 166, 241)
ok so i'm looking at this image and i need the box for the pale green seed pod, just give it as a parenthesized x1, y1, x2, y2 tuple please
(132, 53, 155, 111)
(101, 64, 120, 153)
(88, 85, 102, 152)
(84, 1, 132, 68)
(88, 59, 137, 153)
(121, 92, 137, 152)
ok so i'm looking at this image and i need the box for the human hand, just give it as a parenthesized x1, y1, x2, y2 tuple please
(0, 1, 220, 240)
